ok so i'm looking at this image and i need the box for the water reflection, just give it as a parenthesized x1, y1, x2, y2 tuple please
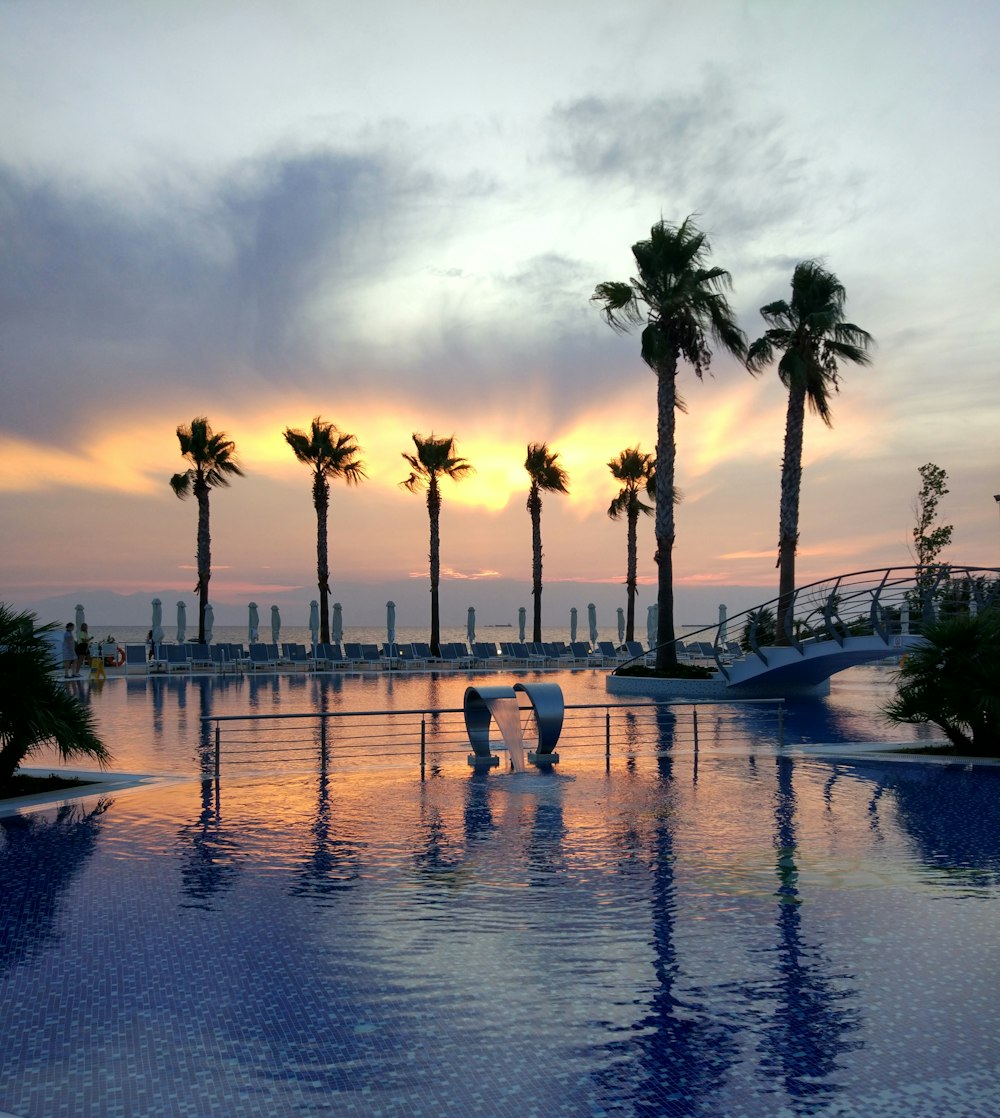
(847, 760, 1000, 888)
(288, 769, 364, 903)
(756, 757, 860, 1112)
(0, 799, 111, 976)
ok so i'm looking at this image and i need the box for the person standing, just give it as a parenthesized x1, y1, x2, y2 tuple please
(62, 622, 76, 679)
(74, 623, 91, 675)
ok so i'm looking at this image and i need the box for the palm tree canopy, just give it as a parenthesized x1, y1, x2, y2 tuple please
(607, 447, 655, 520)
(746, 259, 874, 426)
(170, 416, 244, 498)
(524, 442, 569, 508)
(592, 216, 747, 378)
(284, 417, 366, 484)
(401, 433, 473, 491)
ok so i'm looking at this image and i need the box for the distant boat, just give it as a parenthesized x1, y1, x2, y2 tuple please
(493, 623, 512, 627)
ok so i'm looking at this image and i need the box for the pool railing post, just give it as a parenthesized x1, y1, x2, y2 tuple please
(693, 706, 699, 753)
(777, 703, 785, 747)
(605, 709, 611, 772)
(214, 721, 220, 780)
(420, 715, 426, 780)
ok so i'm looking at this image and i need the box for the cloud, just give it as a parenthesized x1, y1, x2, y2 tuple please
(0, 146, 427, 438)
(545, 79, 862, 243)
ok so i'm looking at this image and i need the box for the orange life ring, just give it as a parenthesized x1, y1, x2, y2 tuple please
(115, 646, 126, 668)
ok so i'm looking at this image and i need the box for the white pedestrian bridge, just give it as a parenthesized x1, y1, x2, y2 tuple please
(613, 565, 998, 699)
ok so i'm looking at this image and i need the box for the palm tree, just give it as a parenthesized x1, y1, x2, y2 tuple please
(524, 443, 569, 644)
(0, 604, 110, 792)
(169, 417, 244, 644)
(593, 216, 746, 670)
(284, 417, 366, 644)
(607, 446, 655, 643)
(401, 433, 473, 656)
(747, 261, 873, 644)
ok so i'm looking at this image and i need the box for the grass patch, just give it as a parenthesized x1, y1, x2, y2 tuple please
(0, 773, 96, 801)
(615, 663, 716, 680)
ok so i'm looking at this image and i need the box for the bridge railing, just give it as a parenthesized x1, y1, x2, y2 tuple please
(621, 565, 1000, 679)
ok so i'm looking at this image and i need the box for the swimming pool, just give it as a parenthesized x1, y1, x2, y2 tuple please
(2, 669, 997, 1117)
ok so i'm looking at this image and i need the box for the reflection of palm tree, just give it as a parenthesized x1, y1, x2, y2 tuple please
(463, 771, 496, 845)
(177, 677, 239, 909)
(593, 217, 746, 670)
(169, 417, 244, 644)
(0, 799, 111, 976)
(610, 748, 736, 1113)
(284, 417, 366, 644)
(525, 442, 569, 644)
(760, 757, 860, 1109)
(747, 263, 873, 643)
(290, 771, 363, 902)
(401, 433, 473, 657)
(607, 447, 655, 643)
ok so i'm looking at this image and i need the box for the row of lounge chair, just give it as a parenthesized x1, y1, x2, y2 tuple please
(123, 637, 745, 675)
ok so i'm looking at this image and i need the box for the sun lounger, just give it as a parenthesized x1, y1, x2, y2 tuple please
(188, 643, 213, 669)
(248, 642, 277, 670)
(472, 642, 505, 668)
(124, 643, 151, 675)
(596, 641, 626, 667)
(161, 644, 191, 672)
(396, 644, 427, 669)
(360, 643, 385, 669)
(569, 642, 595, 666)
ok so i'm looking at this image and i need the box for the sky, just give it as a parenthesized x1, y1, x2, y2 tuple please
(2, 0, 999, 629)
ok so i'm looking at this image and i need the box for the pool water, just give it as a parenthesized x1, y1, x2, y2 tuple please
(1, 669, 997, 1117)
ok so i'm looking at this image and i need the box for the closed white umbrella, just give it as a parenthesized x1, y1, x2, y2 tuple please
(588, 603, 598, 646)
(271, 605, 281, 645)
(517, 606, 526, 642)
(647, 604, 657, 649)
(467, 606, 476, 644)
(570, 607, 578, 644)
(718, 603, 728, 644)
(75, 603, 86, 632)
(386, 600, 396, 647)
(332, 602, 343, 644)
(176, 601, 187, 644)
(204, 603, 214, 644)
(617, 607, 625, 645)
(309, 600, 319, 647)
(248, 602, 259, 643)
(151, 598, 164, 644)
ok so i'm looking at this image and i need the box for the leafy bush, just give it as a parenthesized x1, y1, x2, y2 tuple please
(0, 604, 111, 793)
(884, 612, 1000, 755)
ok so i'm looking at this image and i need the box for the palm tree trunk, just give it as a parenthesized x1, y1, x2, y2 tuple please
(776, 384, 806, 645)
(314, 474, 331, 644)
(529, 485, 543, 644)
(626, 503, 638, 643)
(655, 359, 679, 671)
(427, 477, 441, 656)
(195, 478, 211, 645)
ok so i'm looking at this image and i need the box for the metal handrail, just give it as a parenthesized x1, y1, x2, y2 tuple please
(202, 697, 786, 779)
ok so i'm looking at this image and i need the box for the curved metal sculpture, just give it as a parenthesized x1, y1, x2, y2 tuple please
(513, 682, 563, 766)
(464, 682, 565, 769)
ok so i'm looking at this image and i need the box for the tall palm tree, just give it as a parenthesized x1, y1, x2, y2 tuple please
(169, 417, 244, 644)
(607, 446, 655, 643)
(401, 433, 473, 656)
(525, 443, 569, 644)
(747, 260, 873, 643)
(593, 216, 746, 670)
(284, 417, 366, 644)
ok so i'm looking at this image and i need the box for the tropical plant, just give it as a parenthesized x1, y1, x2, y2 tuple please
(401, 433, 473, 656)
(169, 417, 244, 643)
(747, 261, 873, 645)
(0, 604, 111, 793)
(885, 612, 1000, 755)
(284, 417, 366, 644)
(525, 443, 569, 644)
(607, 446, 655, 643)
(912, 462, 953, 569)
(739, 606, 776, 653)
(593, 216, 746, 670)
